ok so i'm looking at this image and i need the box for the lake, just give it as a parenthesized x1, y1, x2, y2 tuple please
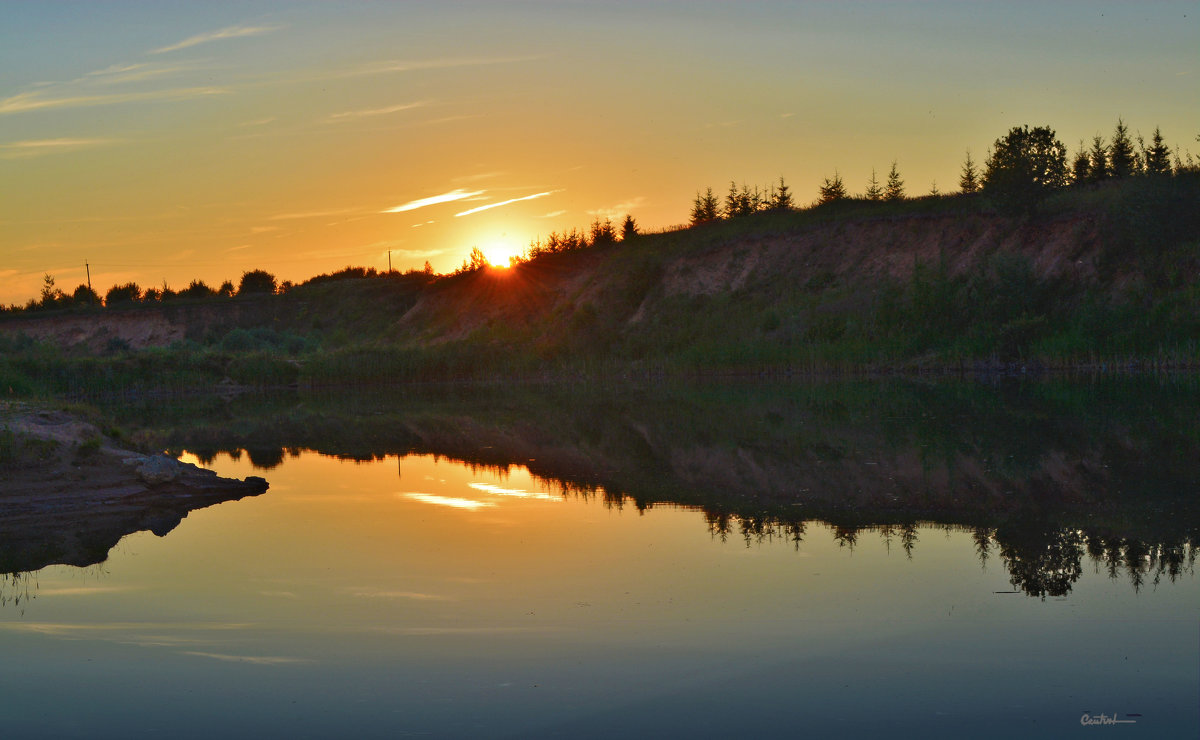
(1, 378, 1197, 738)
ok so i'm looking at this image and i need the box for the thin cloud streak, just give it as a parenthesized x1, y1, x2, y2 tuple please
(150, 24, 284, 55)
(337, 54, 543, 79)
(0, 87, 228, 115)
(384, 189, 484, 214)
(326, 101, 425, 122)
(455, 190, 558, 217)
(0, 138, 118, 159)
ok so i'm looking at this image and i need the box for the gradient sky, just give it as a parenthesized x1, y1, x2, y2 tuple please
(2, 1, 1197, 304)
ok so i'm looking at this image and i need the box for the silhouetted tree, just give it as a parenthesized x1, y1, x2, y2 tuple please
(768, 176, 794, 210)
(723, 182, 761, 218)
(690, 187, 720, 224)
(1070, 141, 1091, 185)
(179, 279, 215, 299)
(1143, 127, 1172, 176)
(39, 274, 65, 309)
(105, 282, 142, 306)
(928, 180, 940, 196)
(620, 214, 638, 240)
(983, 125, 1067, 212)
(864, 169, 884, 200)
(1109, 118, 1136, 179)
(884, 161, 905, 201)
(817, 172, 847, 204)
(1088, 135, 1109, 182)
(959, 151, 980, 194)
(71, 283, 100, 306)
(217, 280, 235, 298)
(237, 269, 277, 296)
(590, 217, 617, 245)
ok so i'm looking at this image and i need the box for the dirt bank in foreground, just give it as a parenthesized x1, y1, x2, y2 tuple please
(0, 403, 268, 573)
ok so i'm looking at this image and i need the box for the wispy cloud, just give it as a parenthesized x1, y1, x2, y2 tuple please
(239, 117, 276, 127)
(383, 189, 484, 214)
(338, 55, 542, 79)
(325, 101, 425, 123)
(150, 24, 284, 55)
(587, 196, 645, 221)
(86, 61, 201, 85)
(538, 210, 568, 219)
(0, 138, 118, 159)
(0, 87, 227, 115)
(267, 207, 364, 221)
(455, 190, 558, 217)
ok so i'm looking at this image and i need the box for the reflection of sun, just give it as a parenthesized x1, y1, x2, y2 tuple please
(481, 238, 520, 268)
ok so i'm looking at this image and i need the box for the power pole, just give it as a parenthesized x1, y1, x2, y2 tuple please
(85, 260, 91, 291)
(388, 250, 392, 273)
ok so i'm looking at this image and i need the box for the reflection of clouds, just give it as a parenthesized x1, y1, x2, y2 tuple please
(364, 626, 559, 636)
(181, 651, 313, 665)
(37, 585, 141, 596)
(344, 588, 451, 601)
(468, 482, 559, 502)
(403, 492, 493, 510)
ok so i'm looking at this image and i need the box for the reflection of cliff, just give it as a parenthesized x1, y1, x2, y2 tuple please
(0, 408, 268, 573)
(110, 377, 1199, 597)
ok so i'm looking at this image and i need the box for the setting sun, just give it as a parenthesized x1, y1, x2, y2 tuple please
(481, 238, 521, 268)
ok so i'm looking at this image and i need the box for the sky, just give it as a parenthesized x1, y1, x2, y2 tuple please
(2, 1, 1197, 304)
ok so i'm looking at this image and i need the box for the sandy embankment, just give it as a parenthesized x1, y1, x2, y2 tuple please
(0, 403, 268, 572)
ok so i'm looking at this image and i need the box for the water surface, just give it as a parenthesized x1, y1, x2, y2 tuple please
(2, 379, 1197, 738)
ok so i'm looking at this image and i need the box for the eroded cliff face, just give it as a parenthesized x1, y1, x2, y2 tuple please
(388, 211, 1115, 345)
(0, 206, 1170, 355)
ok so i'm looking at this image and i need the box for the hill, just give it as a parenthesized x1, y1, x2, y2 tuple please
(2, 174, 1198, 393)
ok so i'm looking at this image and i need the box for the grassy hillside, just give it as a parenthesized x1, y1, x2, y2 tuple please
(2, 174, 1198, 393)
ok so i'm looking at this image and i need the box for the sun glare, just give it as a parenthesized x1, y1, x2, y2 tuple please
(481, 238, 520, 268)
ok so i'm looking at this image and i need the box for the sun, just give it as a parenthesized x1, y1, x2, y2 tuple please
(481, 237, 521, 268)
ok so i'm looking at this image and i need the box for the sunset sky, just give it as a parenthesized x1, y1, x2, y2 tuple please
(2, 1, 1197, 304)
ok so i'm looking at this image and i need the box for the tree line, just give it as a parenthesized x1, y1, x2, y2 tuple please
(7, 119, 1194, 308)
(688, 118, 1195, 220)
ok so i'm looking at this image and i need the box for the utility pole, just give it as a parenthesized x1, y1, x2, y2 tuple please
(388, 250, 392, 273)
(85, 260, 91, 291)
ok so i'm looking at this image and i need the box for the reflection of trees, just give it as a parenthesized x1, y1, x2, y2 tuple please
(995, 525, 1085, 599)
(0, 571, 35, 612)
(102, 377, 1200, 598)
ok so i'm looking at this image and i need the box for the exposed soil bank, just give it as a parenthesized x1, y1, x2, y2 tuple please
(0, 403, 268, 572)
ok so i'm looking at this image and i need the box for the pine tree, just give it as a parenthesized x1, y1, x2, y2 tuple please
(620, 214, 638, 240)
(959, 151, 980, 194)
(1088, 136, 1109, 182)
(768, 176, 794, 211)
(864, 169, 884, 200)
(690, 187, 720, 224)
(1109, 118, 1136, 179)
(884, 161, 905, 201)
(817, 172, 847, 204)
(1143, 127, 1172, 176)
(724, 181, 741, 218)
(929, 180, 940, 197)
(1070, 141, 1091, 185)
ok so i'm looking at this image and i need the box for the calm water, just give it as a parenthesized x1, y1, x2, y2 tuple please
(1, 380, 1198, 738)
